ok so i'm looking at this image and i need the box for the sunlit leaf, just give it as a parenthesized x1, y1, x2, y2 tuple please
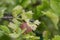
(12, 5, 23, 17)
(52, 35, 60, 40)
(21, 11, 33, 20)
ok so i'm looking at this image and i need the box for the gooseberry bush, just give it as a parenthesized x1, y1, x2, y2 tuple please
(0, 0, 60, 40)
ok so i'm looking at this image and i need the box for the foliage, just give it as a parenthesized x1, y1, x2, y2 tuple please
(0, 0, 60, 40)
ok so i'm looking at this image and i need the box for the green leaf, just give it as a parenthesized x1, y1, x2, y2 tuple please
(12, 18, 21, 25)
(8, 22, 18, 30)
(9, 33, 20, 39)
(3, 21, 9, 26)
(0, 31, 4, 37)
(31, 0, 37, 4)
(0, 34, 11, 40)
(12, 5, 23, 17)
(33, 0, 50, 19)
(21, 0, 31, 8)
(52, 35, 60, 40)
(23, 34, 40, 40)
(43, 31, 50, 40)
(0, 25, 11, 34)
(50, 0, 60, 15)
(0, 7, 6, 18)
(21, 11, 33, 20)
(42, 10, 59, 29)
